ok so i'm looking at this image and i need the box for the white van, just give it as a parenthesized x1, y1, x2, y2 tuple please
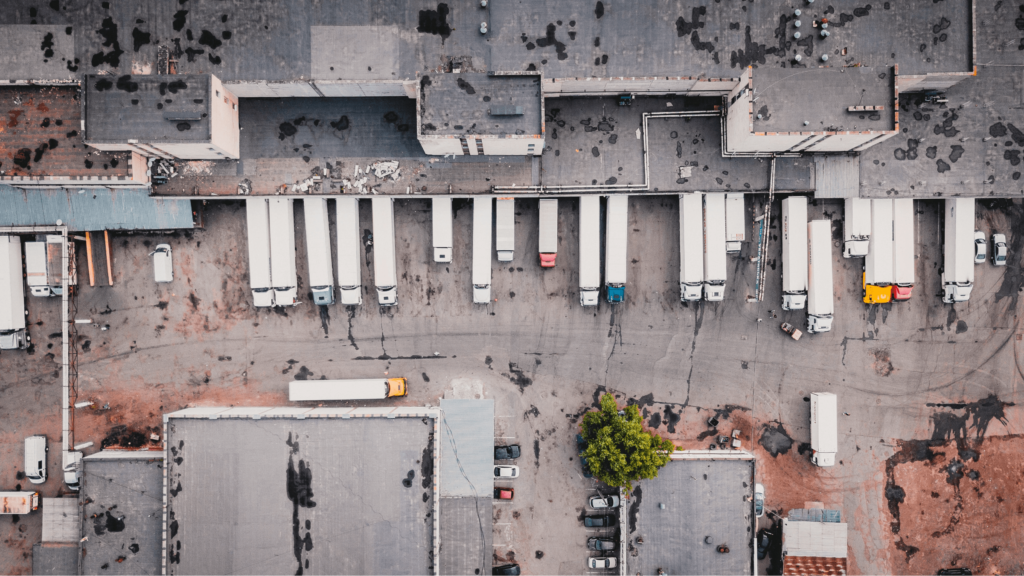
(24, 435, 47, 484)
(150, 244, 173, 283)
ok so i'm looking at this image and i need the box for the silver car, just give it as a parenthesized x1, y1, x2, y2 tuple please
(588, 557, 617, 569)
(589, 495, 620, 509)
(974, 231, 987, 264)
(992, 233, 1007, 266)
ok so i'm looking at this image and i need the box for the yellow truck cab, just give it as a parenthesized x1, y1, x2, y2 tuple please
(863, 272, 891, 304)
(386, 378, 407, 397)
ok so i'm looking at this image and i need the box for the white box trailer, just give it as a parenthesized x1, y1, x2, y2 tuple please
(245, 199, 275, 307)
(269, 198, 298, 307)
(843, 198, 871, 258)
(473, 197, 493, 304)
(289, 378, 408, 401)
(725, 193, 745, 253)
(892, 199, 915, 301)
(0, 492, 39, 514)
(495, 198, 515, 262)
(781, 196, 808, 310)
(807, 220, 834, 334)
(27, 236, 75, 297)
(303, 198, 334, 306)
(371, 197, 398, 306)
(679, 193, 704, 302)
(810, 392, 838, 467)
(538, 199, 558, 267)
(703, 193, 727, 301)
(0, 236, 28, 350)
(336, 197, 363, 306)
(432, 197, 453, 263)
(25, 241, 49, 297)
(865, 199, 894, 288)
(604, 195, 628, 303)
(579, 196, 601, 306)
(942, 198, 975, 303)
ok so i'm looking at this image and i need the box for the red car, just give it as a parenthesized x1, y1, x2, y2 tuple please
(494, 488, 514, 500)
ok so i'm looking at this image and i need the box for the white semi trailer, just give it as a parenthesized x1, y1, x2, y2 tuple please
(0, 236, 28, 350)
(495, 198, 515, 262)
(679, 193, 704, 302)
(942, 198, 974, 304)
(24, 237, 72, 297)
(432, 197, 453, 263)
(703, 193, 727, 301)
(538, 199, 558, 268)
(781, 196, 808, 310)
(604, 195, 628, 303)
(245, 199, 275, 307)
(269, 198, 298, 307)
(843, 198, 870, 258)
(807, 220, 834, 334)
(371, 197, 398, 306)
(336, 197, 363, 306)
(472, 197, 492, 304)
(303, 198, 334, 306)
(578, 196, 601, 306)
(892, 198, 915, 301)
(863, 199, 894, 305)
(810, 392, 838, 467)
(725, 193, 745, 253)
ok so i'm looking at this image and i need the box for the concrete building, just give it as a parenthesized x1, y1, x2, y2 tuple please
(782, 508, 849, 576)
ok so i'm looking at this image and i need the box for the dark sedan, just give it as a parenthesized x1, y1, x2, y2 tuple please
(494, 445, 521, 460)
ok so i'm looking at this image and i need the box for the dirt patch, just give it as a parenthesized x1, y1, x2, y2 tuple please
(885, 435, 1024, 575)
(871, 347, 894, 376)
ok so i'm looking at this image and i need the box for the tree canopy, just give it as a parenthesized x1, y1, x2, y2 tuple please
(579, 393, 675, 490)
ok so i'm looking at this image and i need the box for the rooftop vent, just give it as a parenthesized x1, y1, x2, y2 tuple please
(489, 105, 524, 116)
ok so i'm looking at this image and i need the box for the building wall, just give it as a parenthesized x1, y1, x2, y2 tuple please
(418, 136, 542, 156)
(482, 137, 542, 156)
(209, 76, 240, 159)
(803, 132, 889, 153)
(223, 81, 319, 97)
(314, 81, 408, 97)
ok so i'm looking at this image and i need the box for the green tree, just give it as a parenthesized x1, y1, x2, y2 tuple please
(579, 393, 674, 491)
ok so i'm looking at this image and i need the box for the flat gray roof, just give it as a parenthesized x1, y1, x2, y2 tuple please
(0, 185, 196, 231)
(627, 457, 755, 576)
(84, 75, 211, 143)
(420, 73, 542, 137)
(165, 416, 436, 575)
(751, 67, 895, 133)
(81, 457, 164, 575)
(32, 543, 79, 576)
(439, 399, 494, 497)
(438, 497, 493, 576)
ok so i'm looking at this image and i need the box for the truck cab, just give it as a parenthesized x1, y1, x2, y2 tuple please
(942, 280, 972, 304)
(378, 286, 397, 306)
(863, 273, 892, 304)
(606, 285, 624, 303)
(807, 315, 833, 334)
(891, 285, 913, 301)
(473, 284, 491, 305)
(580, 289, 599, 307)
(681, 283, 703, 301)
(385, 377, 408, 397)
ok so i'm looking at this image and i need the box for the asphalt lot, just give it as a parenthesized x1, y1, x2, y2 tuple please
(1, 196, 1023, 575)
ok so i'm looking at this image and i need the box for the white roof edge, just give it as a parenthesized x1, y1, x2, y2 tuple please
(669, 449, 755, 460)
(83, 449, 165, 460)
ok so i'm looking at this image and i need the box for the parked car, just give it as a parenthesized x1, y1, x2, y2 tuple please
(24, 435, 47, 485)
(588, 557, 617, 569)
(587, 537, 616, 551)
(494, 487, 514, 500)
(589, 495, 620, 509)
(492, 564, 521, 575)
(584, 515, 614, 528)
(757, 531, 771, 560)
(754, 483, 765, 518)
(974, 231, 987, 264)
(494, 465, 519, 479)
(494, 445, 521, 460)
(992, 233, 1007, 266)
(150, 244, 173, 283)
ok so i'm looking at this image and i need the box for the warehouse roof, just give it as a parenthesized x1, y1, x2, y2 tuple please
(0, 186, 196, 231)
(84, 75, 212, 143)
(419, 73, 542, 138)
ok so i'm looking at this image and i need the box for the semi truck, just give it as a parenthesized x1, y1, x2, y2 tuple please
(892, 198, 915, 301)
(781, 196, 808, 310)
(496, 198, 515, 262)
(843, 198, 870, 258)
(303, 198, 334, 306)
(604, 195, 628, 303)
(473, 197, 493, 304)
(538, 199, 558, 267)
(678, 193, 704, 302)
(245, 198, 275, 307)
(725, 193, 745, 253)
(371, 197, 398, 306)
(336, 197, 363, 306)
(25, 236, 75, 297)
(807, 220, 834, 334)
(289, 377, 408, 401)
(942, 198, 975, 304)
(432, 197, 453, 263)
(809, 392, 838, 467)
(578, 195, 601, 306)
(269, 198, 298, 307)
(0, 235, 29, 350)
(703, 193, 727, 301)
(0, 492, 39, 514)
(863, 199, 893, 304)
